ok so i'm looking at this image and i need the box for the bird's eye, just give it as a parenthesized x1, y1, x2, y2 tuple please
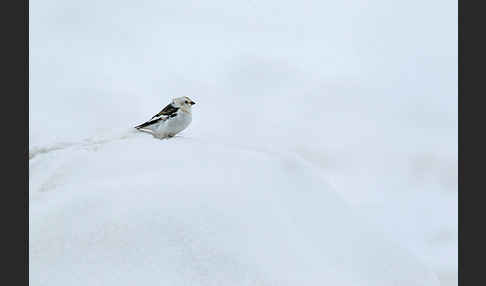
(185, 100, 188, 104)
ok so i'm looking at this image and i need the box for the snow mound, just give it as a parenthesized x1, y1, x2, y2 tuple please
(30, 133, 439, 286)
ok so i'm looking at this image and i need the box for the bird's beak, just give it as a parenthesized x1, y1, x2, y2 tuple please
(190, 101, 196, 105)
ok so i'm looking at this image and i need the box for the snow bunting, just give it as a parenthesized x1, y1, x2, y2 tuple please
(135, 96, 196, 138)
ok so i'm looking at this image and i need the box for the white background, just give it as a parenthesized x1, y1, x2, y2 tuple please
(30, 1, 457, 285)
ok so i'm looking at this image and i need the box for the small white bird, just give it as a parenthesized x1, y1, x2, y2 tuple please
(135, 96, 196, 138)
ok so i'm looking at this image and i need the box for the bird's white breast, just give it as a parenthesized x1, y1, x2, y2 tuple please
(155, 111, 192, 137)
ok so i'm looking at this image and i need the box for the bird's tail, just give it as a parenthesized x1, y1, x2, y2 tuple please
(134, 117, 163, 130)
(134, 121, 152, 130)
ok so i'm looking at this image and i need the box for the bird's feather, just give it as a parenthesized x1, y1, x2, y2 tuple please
(150, 103, 179, 120)
(135, 108, 180, 130)
(134, 117, 165, 130)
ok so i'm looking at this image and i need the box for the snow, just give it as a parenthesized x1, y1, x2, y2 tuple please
(30, 134, 439, 286)
(30, 0, 457, 285)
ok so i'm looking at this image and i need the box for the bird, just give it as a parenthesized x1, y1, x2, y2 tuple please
(134, 96, 196, 138)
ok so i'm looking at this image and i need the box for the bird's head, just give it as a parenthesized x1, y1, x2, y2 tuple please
(172, 96, 196, 112)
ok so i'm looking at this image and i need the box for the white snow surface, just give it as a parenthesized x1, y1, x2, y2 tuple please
(30, 0, 457, 285)
(30, 134, 439, 286)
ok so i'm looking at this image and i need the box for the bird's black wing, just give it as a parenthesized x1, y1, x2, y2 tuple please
(134, 117, 164, 130)
(150, 103, 179, 120)
(134, 103, 179, 130)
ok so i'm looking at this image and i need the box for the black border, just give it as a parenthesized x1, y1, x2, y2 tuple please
(459, 0, 482, 285)
(1, 0, 28, 285)
(458, 0, 462, 284)
(26, 0, 29, 283)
